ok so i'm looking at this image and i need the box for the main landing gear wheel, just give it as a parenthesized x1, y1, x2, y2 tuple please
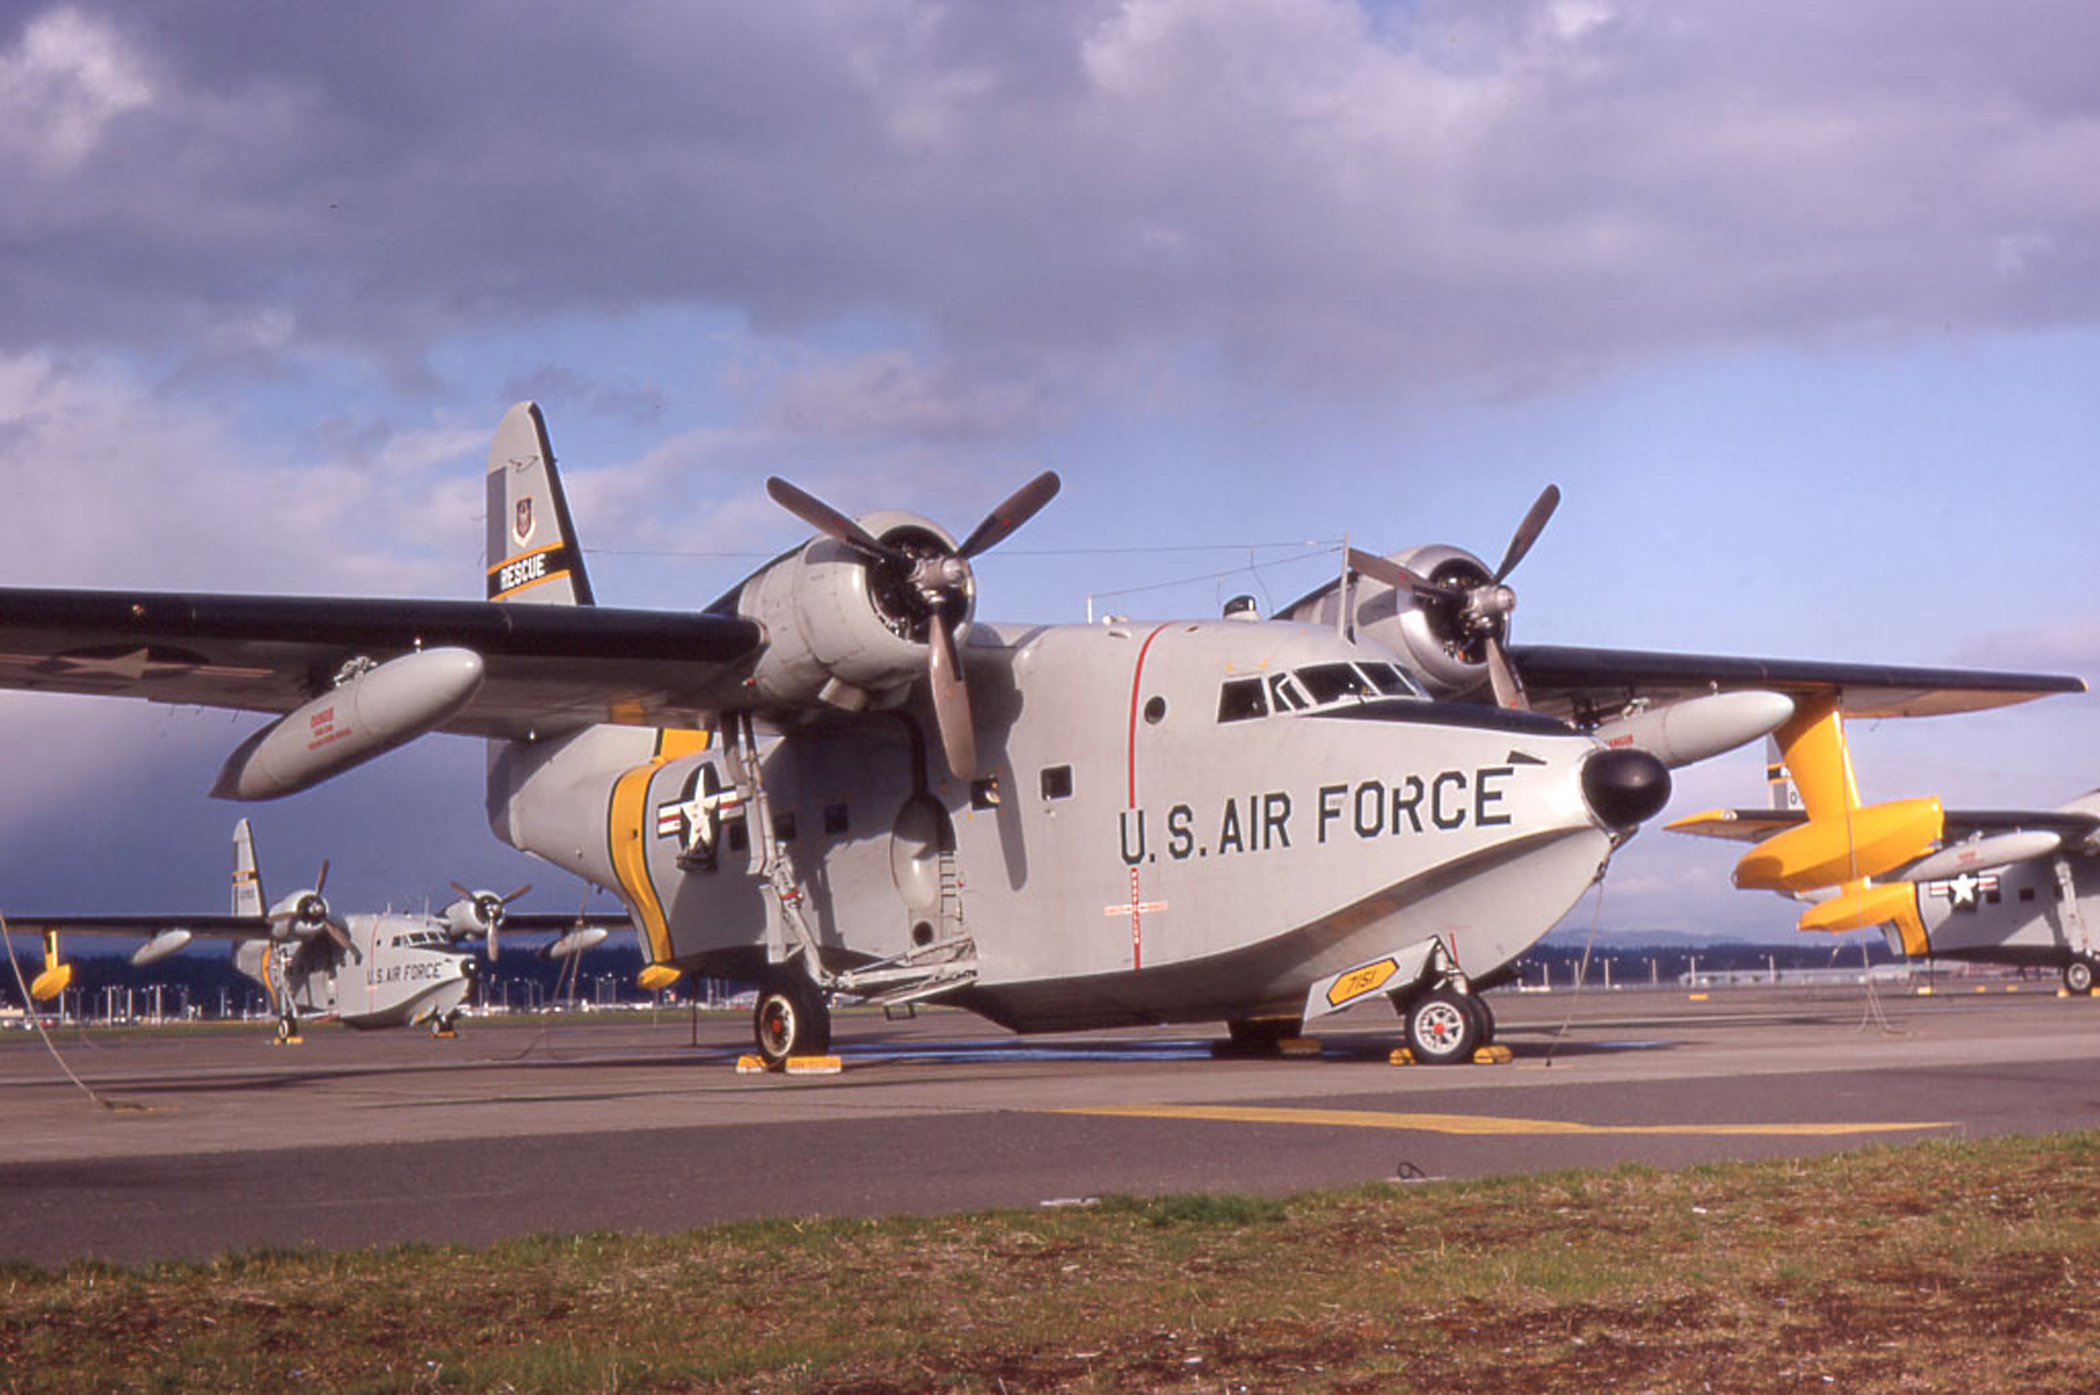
(754, 969, 832, 1067)
(1466, 994, 1497, 1047)
(2064, 957, 2097, 995)
(1403, 987, 1482, 1066)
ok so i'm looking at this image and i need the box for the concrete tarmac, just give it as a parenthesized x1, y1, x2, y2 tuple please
(2, 984, 2096, 1266)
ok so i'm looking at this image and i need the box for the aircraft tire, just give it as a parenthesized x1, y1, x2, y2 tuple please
(1403, 986, 1480, 1065)
(1465, 993, 1496, 1047)
(754, 970, 831, 1065)
(2064, 957, 2097, 995)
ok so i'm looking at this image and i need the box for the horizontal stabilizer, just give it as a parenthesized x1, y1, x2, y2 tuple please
(1732, 797, 1944, 892)
(1794, 881, 1928, 953)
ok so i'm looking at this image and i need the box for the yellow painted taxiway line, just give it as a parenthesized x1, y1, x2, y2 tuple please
(1052, 1103, 1953, 1137)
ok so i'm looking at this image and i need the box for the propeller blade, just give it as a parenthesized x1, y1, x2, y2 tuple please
(321, 915, 356, 959)
(1493, 484, 1561, 582)
(501, 883, 533, 906)
(488, 917, 499, 963)
(956, 471, 1062, 558)
(1346, 547, 1445, 601)
(313, 859, 330, 897)
(1485, 636, 1529, 710)
(765, 477, 907, 565)
(927, 612, 977, 781)
(449, 879, 473, 899)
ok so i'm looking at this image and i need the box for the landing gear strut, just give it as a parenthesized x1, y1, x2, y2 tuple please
(753, 967, 831, 1066)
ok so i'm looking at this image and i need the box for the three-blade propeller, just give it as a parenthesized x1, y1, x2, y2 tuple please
(764, 470, 1062, 779)
(270, 859, 356, 957)
(449, 881, 532, 961)
(1346, 484, 1561, 709)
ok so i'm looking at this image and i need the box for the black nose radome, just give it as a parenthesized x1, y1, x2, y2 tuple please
(1582, 747, 1671, 829)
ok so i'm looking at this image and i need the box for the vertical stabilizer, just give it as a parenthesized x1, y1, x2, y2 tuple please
(1738, 698, 1938, 948)
(232, 818, 265, 916)
(485, 401, 595, 606)
(1765, 736, 1803, 812)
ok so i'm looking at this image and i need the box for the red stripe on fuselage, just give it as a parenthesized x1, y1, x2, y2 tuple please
(1125, 624, 1172, 808)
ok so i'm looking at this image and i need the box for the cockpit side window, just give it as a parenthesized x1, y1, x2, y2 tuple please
(1295, 662, 1372, 705)
(1268, 673, 1309, 712)
(1217, 678, 1269, 723)
(1356, 661, 1426, 698)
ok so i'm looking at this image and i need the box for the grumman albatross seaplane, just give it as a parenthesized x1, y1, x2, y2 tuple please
(0, 404, 2079, 1064)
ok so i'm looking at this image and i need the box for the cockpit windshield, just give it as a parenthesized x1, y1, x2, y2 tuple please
(1216, 660, 1425, 723)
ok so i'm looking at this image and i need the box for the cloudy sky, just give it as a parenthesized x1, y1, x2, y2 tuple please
(2, 0, 2097, 948)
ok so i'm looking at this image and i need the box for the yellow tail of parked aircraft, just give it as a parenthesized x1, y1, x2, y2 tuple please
(1671, 708, 2100, 992)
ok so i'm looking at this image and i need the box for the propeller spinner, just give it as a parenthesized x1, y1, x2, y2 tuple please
(450, 881, 532, 961)
(271, 859, 356, 957)
(764, 470, 1061, 779)
(1347, 484, 1560, 709)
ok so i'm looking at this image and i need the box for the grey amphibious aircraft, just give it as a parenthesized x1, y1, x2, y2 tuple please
(0, 404, 2080, 1064)
(9, 819, 626, 1040)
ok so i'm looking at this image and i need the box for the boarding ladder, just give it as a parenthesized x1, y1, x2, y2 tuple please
(2054, 855, 2092, 957)
(722, 714, 981, 1004)
(831, 846, 980, 1007)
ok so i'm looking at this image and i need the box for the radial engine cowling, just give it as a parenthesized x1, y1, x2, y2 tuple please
(1349, 544, 1502, 700)
(734, 511, 974, 713)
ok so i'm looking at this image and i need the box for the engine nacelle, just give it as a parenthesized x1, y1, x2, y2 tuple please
(1345, 544, 1500, 699)
(266, 890, 331, 940)
(213, 647, 485, 800)
(734, 510, 974, 712)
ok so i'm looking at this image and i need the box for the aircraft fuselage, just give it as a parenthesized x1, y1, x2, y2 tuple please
(491, 619, 1630, 1032)
(237, 914, 476, 1029)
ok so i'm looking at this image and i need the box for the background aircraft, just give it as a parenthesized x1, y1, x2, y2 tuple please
(1672, 725, 2100, 993)
(0, 404, 2079, 1065)
(6, 819, 630, 1040)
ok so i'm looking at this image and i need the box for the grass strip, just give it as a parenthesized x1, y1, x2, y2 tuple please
(3, 1130, 2098, 1392)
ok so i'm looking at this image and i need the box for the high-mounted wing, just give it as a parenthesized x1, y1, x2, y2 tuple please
(1, 912, 267, 938)
(2, 910, 274, 998)
(485, 911, 634, 933)
(0, 588, 763, 737)
(1511, 647, 2083, 722)
(1294, 489, 2083, 755)
(1507, 645, 2086, 723)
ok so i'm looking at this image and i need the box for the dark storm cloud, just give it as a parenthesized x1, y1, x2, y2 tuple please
(5, 0, 2099, 392)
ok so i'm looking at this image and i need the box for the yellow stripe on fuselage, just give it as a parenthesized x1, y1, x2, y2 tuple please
(606, 729, 713, 965)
